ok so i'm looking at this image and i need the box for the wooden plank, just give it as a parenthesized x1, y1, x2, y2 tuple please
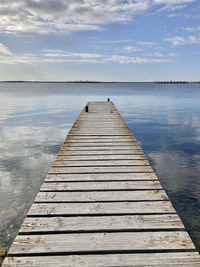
(34, 190, 168, 202)
(58, 150, 144, 155)
(48, 166, 153, 174)
(60, 146, 141, 151)
(56, 155, 147, 160)
(74, 122, 127, 125)
(65, 140, 137, 144)
(20, 214, 184, 233)
(27, 201, 176, 216)
(7, 232, 195, 255)
(45, 173, 158, 181)
(62, 142, 138, 147)
(68, 132, 132, 135)
(70, 128, 131, 131)
(3, 252, 200, 266)
(52, 160, 150, 167)
(66, 138, 136, 141)
(67, 133, 132, 136)
(40, 181, 162, 191)
(66, 137, 136, 140)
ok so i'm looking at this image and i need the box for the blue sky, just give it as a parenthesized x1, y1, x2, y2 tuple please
(0, 0, 200, 81)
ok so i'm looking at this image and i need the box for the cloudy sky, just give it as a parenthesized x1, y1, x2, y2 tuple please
(0, 0, 199, 81)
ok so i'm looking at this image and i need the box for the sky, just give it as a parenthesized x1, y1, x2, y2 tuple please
(0, 0, 200, 81)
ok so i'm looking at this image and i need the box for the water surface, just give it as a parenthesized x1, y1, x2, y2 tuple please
(1, 82, 200, 251)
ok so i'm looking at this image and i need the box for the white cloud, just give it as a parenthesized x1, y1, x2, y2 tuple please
(142, 52, 164, 57)
(106, 55, 172, 64)
(0, 0, 195, 35)
(122, 46, 142, 53)
(137, 41, 156, 46)
(168, 52, 177, 56)
(154, 0, 195, 4)
(0, 48, 174, 65)
(0, 43, 12, 55)
(0, 0, 150, 34)
(0, 54, 37, 64)
(165, 35, 200, 45)
(183, 26, 200, 32)
(44, 51, 103, 58)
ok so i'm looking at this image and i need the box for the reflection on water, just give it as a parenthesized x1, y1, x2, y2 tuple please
(0, 82, 200, 251)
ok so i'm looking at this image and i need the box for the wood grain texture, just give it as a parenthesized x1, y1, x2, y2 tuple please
(40, 181, 163, 191)
(52, 159, 150, 167)
(45, 172, 158, 181)
(63, 142, 138, 146)
(58, 150, 144, 155)
(48, 166, 153, 174)
(27, 201, 176, 216)
(8, 232, 195, 255)
(60, 146, 140, 151)
(56, 155, 147, 160)
(34, 190, 168, 202)
(20, 214, 184, 233)
(3, 252, 200, 267)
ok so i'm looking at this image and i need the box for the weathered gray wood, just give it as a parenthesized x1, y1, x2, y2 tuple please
(49, 166, 153, 174)
(8, 232, 195, 255)
(65, 140, 137, 144)
(52, 159, 150, 167)
(69, 132, 132, 135)
(66, 136, 135, 139)
(58, 150, 144, 155)
(65, 138, 136, 142)
(56, 155, 147, 160)
(35, 190, 168, 202)
(40, 181, 162, 191)
(73, 123, 125, 126)
(63, 142, 138, 147)
(27, 201, 176, 216)
(68, 133, 131, 136)
(20, 214, 184, 233)
(45, 172, 158, 181)
(60, 146, 141, 151)
(3, 252, 200, 267)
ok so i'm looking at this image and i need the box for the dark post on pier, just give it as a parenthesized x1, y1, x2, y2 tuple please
(2, 101, 200, 266)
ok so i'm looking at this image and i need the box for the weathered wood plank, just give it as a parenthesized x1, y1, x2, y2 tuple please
(67, 133, 132, 136)
(34, 190, 168, 202)
(60, 146, 142, 151)
(8, 232, 195, 255)
(63, 142, 138, 147)
(52, 160, 150, 167)
(20, 214, 184, 233)
(49, 166, 153, 174)
(40, 181, 162, 191)
(45, 173, 158, 181)
(56, 155, 147, 160)
(58, 150, 144, 155)
(66, 138, 136, 142)
(66, 136, 135, 139)
(3, 252, 200, 267)
(75, 123, 126, 126)
(68, 132, 132, 135)
(27, 201, 176, 216)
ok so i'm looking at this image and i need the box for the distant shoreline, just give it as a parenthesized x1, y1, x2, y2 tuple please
(0, 81, 200, 84)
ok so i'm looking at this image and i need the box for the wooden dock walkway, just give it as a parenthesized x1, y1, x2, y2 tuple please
(3, 101, 200, 266)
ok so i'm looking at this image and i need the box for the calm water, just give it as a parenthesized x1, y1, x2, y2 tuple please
(1, 82, 200, 251)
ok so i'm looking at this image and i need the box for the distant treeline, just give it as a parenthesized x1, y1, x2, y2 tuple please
(154, 81, 200, 84)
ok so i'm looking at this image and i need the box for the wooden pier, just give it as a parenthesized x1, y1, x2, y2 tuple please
(3, 101, 200, 266)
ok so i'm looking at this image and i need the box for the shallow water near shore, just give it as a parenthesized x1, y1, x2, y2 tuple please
(1, 82, 200, 253)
